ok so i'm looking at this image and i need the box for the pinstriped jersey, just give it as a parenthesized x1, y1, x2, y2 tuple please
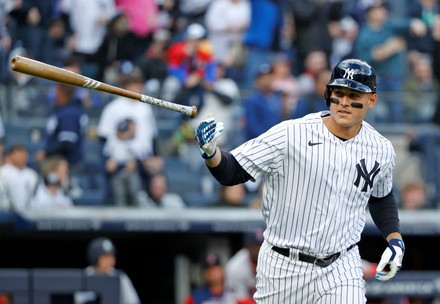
(231, 111, 395, 256)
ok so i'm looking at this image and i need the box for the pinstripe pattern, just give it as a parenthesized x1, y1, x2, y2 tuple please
(230, 111, 395, 303)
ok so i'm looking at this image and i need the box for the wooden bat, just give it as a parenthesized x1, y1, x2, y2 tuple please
(10, 56, 197, 118)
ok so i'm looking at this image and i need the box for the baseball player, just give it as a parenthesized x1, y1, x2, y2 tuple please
(195, 58, 405, 303)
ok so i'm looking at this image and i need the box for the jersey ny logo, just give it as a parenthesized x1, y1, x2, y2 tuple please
(343, 68, 355, 80)
(308, 140, 322, 146)
(354, 159, 380, 192)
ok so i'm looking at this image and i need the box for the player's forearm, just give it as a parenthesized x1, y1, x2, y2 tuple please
(207, 149, 252, 186)
(386, 232, 403, 242)
(205, 147, 222, 168)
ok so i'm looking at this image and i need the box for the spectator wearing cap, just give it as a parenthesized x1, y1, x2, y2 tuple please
(165, 23, 217, 112)
(224, 228, 264, 304)
(102, 118, 146, 207)
(97, 63, 164, 198)
(183, 253, 226, 304)
(29, 171, 74, 210)
(243, 63, 283, 141)
(85, 237, 140, 304)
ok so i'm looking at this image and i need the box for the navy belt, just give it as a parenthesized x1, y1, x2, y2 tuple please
(271, 244, 355, 268)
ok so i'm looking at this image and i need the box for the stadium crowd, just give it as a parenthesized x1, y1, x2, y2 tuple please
(0, 0, 440, 211)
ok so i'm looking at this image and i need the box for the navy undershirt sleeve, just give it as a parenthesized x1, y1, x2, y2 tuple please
(207, 150, 252, 186)
(368, 190, 400, 239)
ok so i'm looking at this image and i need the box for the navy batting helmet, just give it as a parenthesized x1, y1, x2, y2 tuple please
(324, 59, 377, 106)
(87, 237, 116, 265)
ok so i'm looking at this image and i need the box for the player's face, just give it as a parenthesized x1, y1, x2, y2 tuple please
(329, 87, 376, 126)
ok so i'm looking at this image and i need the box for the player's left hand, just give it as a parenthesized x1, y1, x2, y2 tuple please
(194, 116, 224, 159)
(375, 238, 405, 281)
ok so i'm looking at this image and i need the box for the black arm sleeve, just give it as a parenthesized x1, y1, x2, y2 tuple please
(368, 190, 400, 240)
(207, 150, 253, 186)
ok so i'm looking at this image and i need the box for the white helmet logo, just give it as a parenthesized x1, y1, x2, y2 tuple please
(343, 68, 355, 80)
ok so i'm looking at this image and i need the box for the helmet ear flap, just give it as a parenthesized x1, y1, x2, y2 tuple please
(324, 86, 331, 107)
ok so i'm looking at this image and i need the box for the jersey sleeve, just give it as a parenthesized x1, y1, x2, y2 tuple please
(231, 122, 287, 181)
(370, 143, 395, 198)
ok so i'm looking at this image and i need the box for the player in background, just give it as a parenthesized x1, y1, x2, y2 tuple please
(194, 58, 404, 303)
(85, 237, 140, 304)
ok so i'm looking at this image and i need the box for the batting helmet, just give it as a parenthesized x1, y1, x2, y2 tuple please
(87, 237, 116, 265)
(324, 59, 377, 106)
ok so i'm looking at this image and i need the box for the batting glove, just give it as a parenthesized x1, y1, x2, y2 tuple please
(194, 116, 224, 159)
(375, 238, 405, 281)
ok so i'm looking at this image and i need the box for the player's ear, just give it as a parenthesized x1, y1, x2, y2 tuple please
(367, 93, 377, 109)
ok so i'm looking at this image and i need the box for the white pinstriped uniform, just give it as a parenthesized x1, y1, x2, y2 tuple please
(230, 111, 395, 304)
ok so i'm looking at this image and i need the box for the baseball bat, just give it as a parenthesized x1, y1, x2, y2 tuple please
(10, 56, 198, 118)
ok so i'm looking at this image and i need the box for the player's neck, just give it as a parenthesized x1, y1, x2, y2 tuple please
(323, 116, 362, 140)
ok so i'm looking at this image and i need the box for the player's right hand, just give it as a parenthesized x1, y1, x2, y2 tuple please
(375, 238, 405, 281)
(194, 116, 224, 159)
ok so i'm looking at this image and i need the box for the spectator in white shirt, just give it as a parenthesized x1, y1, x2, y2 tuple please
(29, 172, 74, 210)
(0, 144, 39, 212)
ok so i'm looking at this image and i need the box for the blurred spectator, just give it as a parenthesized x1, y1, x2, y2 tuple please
(0, 111, 4, 166)
(406, 0, 440, 60)
(60, 0, 117, 78)
(399, 180, 428, 210)
(94, 11, 147, 82)
(0, 1, 12, 83)
(354, 1, 426, 123)
(183, 253, 225, 304)
(188, 63, 241, 150)
(35, 65, 89, 171)
(244, 63, 283, 141)
(296, 50, 329, 97)
(0, 144, 39, 212)
(403, 55, 440, 123)
(29, 171, 74, 210)
(224, 228, 264, 304)
(204, 0, 250, 69)
(291, 0, 344, 75)
(213, 184, 247, 208)
(115, 0, 160, 39)
(143, 171, 186, 208)
(85, 237, 140, 304)
(156, 0, 180, 36)
(97, 64, 163, 187)
(270, 53, 301, 119)
(136, 28, 172, 98)
(103, 118, 145, 207)
(7, 0, 57, 61)
(165, 23, 217, 112)
(330, 15, 359, 67)
(42, 16, 71, 68)
(39, 155, 83, 201)
(430, 14, 440, 85)
(178, 0, 214, 26)
(291, 69, 331, 119)
(241, 0, 285, 89)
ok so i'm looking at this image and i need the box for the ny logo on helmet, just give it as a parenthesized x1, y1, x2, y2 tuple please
(343, 68, 355, 80)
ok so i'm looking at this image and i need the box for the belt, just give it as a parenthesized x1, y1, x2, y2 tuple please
(271, 244, 356, 268)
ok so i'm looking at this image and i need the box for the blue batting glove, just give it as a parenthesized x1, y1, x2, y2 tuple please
(375, 238, 405, 281)
(194, 116, 224, 159)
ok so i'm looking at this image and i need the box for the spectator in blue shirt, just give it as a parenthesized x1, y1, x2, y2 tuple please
(291, 68, 331, 119)
(244, 63, 283, 141)
(36, 66, 88, 171)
